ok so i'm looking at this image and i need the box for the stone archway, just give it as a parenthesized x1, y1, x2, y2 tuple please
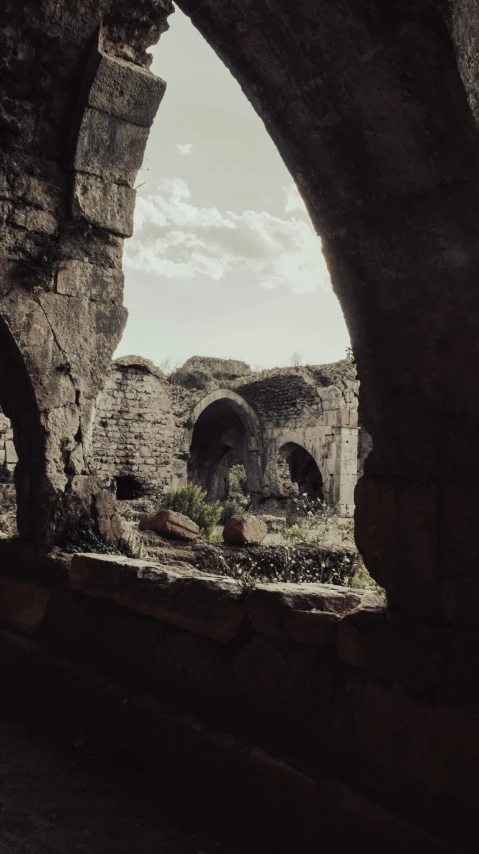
(172, 1, 479, 620)
(278, 442, 324, 504)
(187, 390, 262, 504)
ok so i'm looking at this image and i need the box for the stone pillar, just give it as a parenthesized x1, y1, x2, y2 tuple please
(0, 5, 171, 545)
(333, 426, 358, 519)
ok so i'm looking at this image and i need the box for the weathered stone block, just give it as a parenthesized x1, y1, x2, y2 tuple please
(355, 476, 440, 618)
(139, 509, 199, 541)
(37, 292, 128, 397)
(4, 439, 17, 466)
(56, 260, 124, 304)
(74, 107, 149, 186)
(338, 605, 450, 693)
(246, 583, 377, 640)
(23, 175, 63, 216)
(223, 515, 267, 546)
(439, 481, 479, 579)
(69, 554, 245, 642)
(231, 635, 315, 710)
(72, 173, 136, 236)
(0, 578, 50, 636)
(443, 630, 479, 707)
(88, 53, 166, 127)
(284, 609, 340, 645)
(159, 629, 226, 696)
(441, 576, 479, 630)
(11, 207, 58, 235)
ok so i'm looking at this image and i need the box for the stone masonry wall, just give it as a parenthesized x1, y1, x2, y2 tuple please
(1, 355, 361, 515)
(92, 356, 197, 497)
(92, 355, 360, 516)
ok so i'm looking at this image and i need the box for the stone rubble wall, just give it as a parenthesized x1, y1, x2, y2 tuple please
(91, 355, 360, 514)
(0, 355, 362, 516)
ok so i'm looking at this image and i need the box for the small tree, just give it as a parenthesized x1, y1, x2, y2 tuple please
(290, 352, 302, 367)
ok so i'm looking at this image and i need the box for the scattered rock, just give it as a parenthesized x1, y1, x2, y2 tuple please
(139, 509, 199, 541)
(223, 515, 267, 546)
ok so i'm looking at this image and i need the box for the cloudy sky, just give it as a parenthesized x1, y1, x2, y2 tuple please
(116, 6, 350, 371)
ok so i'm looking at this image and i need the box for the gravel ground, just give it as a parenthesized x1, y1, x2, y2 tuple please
(0, 706, 274, 854)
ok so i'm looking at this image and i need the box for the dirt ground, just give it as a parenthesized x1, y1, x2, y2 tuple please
(0, 705, 275, 854)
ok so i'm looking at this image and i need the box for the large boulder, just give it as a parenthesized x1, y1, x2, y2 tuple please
(139, 509, 199, 542)
(223, 515, 267, 546)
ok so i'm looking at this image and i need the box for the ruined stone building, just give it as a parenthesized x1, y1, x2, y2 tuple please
(91, 355, 360, 516)
(2, 1, 479, 851)
(0, 354, 363, 518)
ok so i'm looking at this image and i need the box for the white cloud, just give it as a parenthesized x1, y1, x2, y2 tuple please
(176, 143, 194, 155)
(125, 178, 331, 294)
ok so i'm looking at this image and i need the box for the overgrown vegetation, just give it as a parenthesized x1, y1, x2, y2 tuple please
(220, 464, 251, 524)
(159, 484, 222, 538)
(350, 559, 385, 595)
(0, 467, 13, 484)
(222, 544, 358, 587)
(281, 495, 353, 546)
(62, 515, 141, 557)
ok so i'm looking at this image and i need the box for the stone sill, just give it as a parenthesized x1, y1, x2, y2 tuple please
(0, 550, 381, 645)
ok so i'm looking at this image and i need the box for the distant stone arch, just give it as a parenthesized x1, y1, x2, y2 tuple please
(187, 390, 261, 503)
(278, 442, 324, 504)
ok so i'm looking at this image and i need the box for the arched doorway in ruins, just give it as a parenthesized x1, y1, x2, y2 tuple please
(187, 390, 261, 504)
(1, 0, 479, 616)
(278, 442, 324, 504)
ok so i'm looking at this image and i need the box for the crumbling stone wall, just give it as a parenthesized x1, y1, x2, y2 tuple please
(0, 0, 172, 544)
(233, 362, 358, 515)
(91, 355, 359, 516)
(92, 356, 190, 497)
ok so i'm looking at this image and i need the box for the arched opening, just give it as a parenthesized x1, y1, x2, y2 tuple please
(115, 475, 144, 502)
(279, 443, 324, 503)
(188, 397, 252, 502)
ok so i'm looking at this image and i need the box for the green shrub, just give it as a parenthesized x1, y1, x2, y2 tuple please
(220, 499, 245, 525)
(0, 467, 13, 484)
(159, 484, 221, 538)
(228, 464, 249, 503)
(220, 464, 250, 524)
